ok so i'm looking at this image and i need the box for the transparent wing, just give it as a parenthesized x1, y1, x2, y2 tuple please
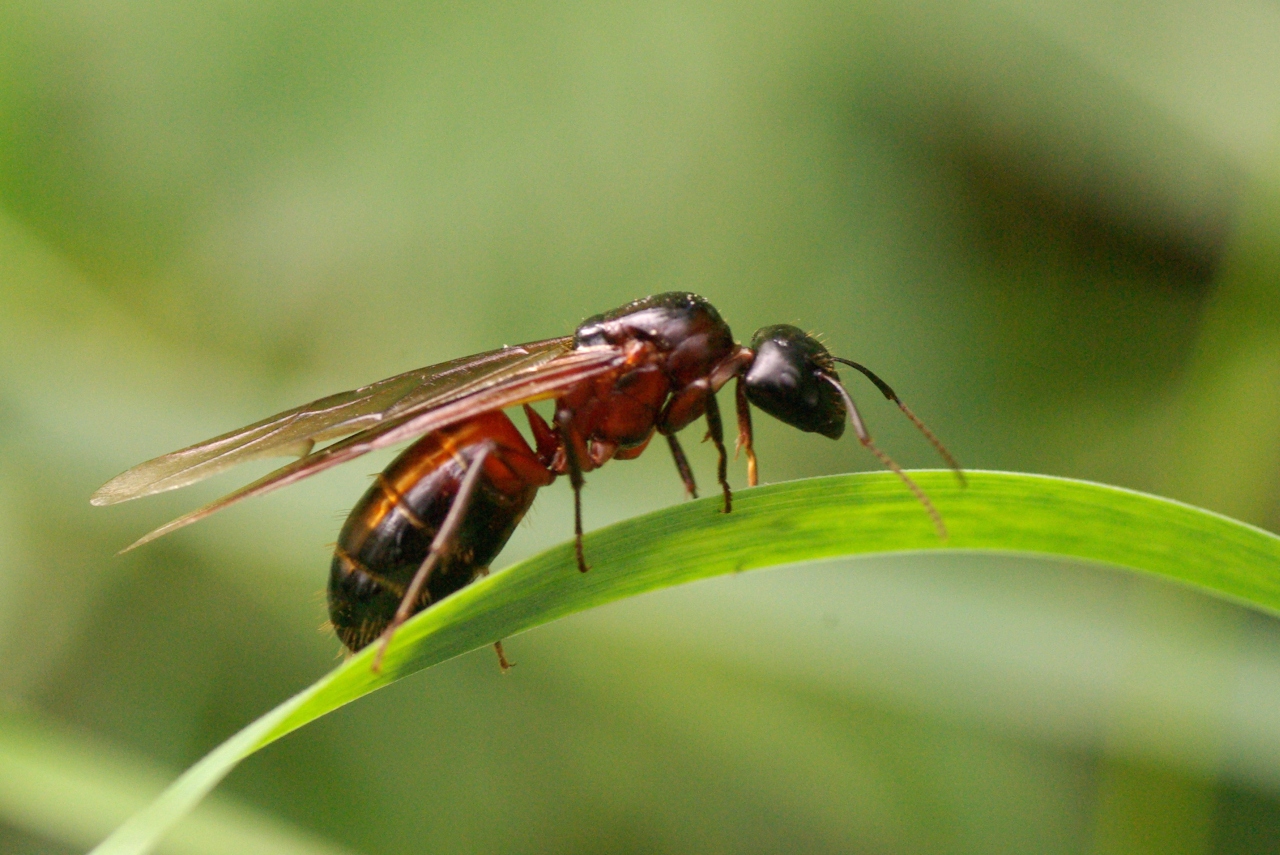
(92, 336, 581, 506)
(118, 344, 625, 551)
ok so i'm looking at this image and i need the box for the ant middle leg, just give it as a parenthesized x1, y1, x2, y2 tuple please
(665, 432, 698, 499)
(558, 426, 591, 573)
(703, 393, 731, 513)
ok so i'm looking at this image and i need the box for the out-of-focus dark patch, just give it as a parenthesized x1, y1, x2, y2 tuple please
(840, 5, 1241, 297)
(0, 823, 80, 855)
(953, 137, 1231, 291)
(1211, 776, 1280, 854)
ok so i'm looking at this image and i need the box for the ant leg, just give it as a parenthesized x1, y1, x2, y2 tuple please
(492, 641, 513, 672)
(734, 379, 758, 487)
(523, 403, 560, 468)
(474, 567, 515, 673)
(703, 393, 731, 513)
(665, 432, 698, 499)
(371, 442, 494, 672)
(568, 454, 588, 572)
(560, 428, 590, 573)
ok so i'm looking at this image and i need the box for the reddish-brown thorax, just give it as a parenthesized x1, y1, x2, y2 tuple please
(552, 292, 751, 470)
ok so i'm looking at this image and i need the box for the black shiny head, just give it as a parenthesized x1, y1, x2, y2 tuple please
(743, 325, 846, 439)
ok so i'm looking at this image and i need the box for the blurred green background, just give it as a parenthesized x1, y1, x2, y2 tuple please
(2, 1, 1280, 853)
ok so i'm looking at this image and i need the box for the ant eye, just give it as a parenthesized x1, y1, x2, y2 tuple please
(744, 325, 846, 438)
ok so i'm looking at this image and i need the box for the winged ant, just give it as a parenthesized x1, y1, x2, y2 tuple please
(94, 293, 962, 669)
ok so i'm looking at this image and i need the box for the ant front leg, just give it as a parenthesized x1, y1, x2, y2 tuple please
(372, 441, 495, 672)
(735, 378, 757, 487)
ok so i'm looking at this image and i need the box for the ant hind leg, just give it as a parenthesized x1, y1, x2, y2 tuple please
(371, 442, 496, 672)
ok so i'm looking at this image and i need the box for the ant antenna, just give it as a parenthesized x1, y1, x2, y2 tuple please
(832, 357, 965, 487)
(821, 375, 948, 540)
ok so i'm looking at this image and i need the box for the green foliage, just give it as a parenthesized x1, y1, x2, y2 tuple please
(0, 713, 356, 855)
(92, 471, 1280, 854)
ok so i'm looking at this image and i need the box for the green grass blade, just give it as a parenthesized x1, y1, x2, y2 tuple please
(90, 470, 1280, 855)
(0, 713, 359, 855)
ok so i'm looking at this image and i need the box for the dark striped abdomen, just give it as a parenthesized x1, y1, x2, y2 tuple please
(328, 411, 554, 651)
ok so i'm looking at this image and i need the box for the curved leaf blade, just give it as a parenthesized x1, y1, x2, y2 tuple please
(91, 470, 1280, 855)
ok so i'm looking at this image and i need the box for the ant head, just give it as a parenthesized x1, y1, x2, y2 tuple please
(743, 325, 846, 439)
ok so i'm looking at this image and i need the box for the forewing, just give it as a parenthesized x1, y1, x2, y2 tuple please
(92, 337, 576, 506)
(119, 344, 625, 551)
